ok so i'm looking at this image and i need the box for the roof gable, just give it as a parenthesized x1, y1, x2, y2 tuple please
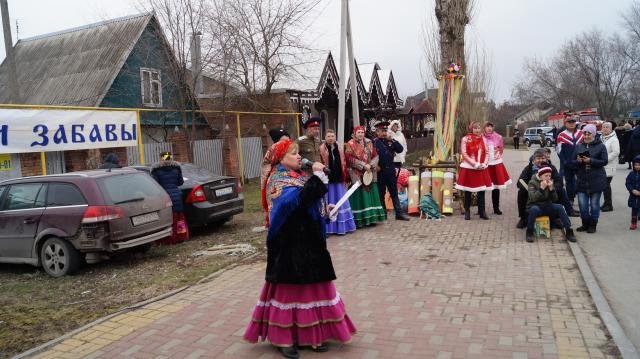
(0, 13, 153, 106)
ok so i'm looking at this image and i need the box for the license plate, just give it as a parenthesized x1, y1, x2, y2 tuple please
(131, 212, 160, 226)
(215, 186, 233, 197)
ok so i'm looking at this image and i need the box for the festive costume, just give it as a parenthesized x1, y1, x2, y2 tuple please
(244, 144, 356, 351)
(345, 127, 387, 227)
(455, 122, 493, 220)
(483, 124, 512, 215)
(320, 141, 356, 235)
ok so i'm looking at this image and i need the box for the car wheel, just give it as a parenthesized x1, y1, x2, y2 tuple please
(40, 237, 81, 277)
(546, 139, 553, 147)
(524, 139, 531, 147)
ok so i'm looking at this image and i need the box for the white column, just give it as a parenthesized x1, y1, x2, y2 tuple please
(337, 0, 348, 145)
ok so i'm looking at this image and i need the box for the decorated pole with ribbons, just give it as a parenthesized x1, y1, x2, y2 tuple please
(433, 62, 464, 162)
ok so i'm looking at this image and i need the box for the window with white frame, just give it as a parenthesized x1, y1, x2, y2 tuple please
(140, 68, 162, 107)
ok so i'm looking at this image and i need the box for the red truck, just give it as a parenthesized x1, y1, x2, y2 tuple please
(547, 108, 603, 130)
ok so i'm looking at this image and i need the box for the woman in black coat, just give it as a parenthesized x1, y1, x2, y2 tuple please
(151, 151, 188, 244)
(244, 139, 356, 359)
(568, 124, 608, 234)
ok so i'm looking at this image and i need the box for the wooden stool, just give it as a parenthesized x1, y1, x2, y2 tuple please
(534, 216, 551, 239)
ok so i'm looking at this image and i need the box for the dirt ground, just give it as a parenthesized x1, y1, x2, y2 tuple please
(0, 182, 265, 358)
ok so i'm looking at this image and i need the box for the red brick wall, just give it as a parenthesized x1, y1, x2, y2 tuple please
(19, 153, 43, 177)
(169, 131, 191, 163)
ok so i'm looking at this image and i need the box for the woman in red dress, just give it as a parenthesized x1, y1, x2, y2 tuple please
(483, 121, 512, 214)
(455, 122, 494, 220)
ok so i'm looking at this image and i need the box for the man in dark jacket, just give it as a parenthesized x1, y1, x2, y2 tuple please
(556, 117, 583, 206)
(525, 166, 577, 243)
(373, 120, 410, 221)
(516, 149, 577, 229)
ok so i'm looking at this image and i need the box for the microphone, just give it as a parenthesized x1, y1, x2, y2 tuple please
(301, 158, 330, 175)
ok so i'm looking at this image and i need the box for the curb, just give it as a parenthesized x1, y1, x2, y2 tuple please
(569, 241, 640, 359)
(13, 252, 261, 359)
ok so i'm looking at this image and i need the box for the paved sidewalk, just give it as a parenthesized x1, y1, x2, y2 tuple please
(27, 150, 618, 359)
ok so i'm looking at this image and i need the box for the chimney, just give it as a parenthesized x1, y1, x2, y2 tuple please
(190, 31, 203, 96)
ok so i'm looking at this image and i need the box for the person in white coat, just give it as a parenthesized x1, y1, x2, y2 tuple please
(601, 121, 620, 212)
(389, 119, 407, 168)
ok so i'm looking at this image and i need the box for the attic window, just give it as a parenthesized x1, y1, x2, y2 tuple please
(140, 68, 162, 107)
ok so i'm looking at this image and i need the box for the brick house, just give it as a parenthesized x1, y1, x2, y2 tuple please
(0, 13, 208, 180)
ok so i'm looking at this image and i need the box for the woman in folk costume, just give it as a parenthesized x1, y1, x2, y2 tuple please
(483, 121, 512, 215)
(151, 152, 189, 244)
(244, 139, 356, 359)
(344, 125, 387, 227)
(455, 121, 494, 220)
(261, 129, 291, 227)
(320, 129, 357, 235)
(388, 119, 408, 167)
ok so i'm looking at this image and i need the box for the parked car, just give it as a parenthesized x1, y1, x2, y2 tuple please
(132, 163, 244, 228)
(0, 169, 173, 277)
(523, 126, 555, 147)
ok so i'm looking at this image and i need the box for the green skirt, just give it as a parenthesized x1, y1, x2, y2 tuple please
(348, 183, 386, 227)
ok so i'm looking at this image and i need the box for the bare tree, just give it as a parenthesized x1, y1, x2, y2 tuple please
(211, 0, 321, 110)
(137, 0, 217, 142)
(422, 0, 493, 137)
(514, 29, 639, 118)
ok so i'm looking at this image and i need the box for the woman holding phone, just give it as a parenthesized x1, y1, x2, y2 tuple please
(569, 124, 608, 233)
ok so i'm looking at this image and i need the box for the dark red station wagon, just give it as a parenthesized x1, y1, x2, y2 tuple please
(0, 169, 173, 277)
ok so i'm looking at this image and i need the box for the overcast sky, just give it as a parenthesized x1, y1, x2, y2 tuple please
(0, 0, 634, 103)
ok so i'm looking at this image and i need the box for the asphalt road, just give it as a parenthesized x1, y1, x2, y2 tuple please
(531, 146, 640, 352)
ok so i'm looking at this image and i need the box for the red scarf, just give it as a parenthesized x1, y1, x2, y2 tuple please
(465, 122, 487, 162)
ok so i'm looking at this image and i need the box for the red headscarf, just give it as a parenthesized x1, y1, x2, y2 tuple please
(262, 139, 294, 227)
(465, 121, 487, 161)
(353, 125, 366, 134)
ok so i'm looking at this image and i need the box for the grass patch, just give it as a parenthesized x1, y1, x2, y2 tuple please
(0, 184, 266, 357)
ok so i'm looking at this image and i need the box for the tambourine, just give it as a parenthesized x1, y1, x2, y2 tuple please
(362, 170, 373, 186)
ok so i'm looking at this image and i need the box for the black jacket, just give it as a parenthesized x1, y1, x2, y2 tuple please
(266, 175, 336, 284)
(568, 138, 608, 193)
(151, 161, 184, 212)
(517, 160, 562, 191)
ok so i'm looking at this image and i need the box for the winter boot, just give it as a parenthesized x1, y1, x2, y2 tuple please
(576, 218, 590, 232)
(631, 215, 637, 230)
(392, 196, 410, 221)
(565, 228, 577, 242)
(492, 189, 502, 215)
(587, 218, 598, 233)
(525, 229, 535, 242)
(516, 218, 527, 229)
(464, 191, 471, 220)
(477, 192, 489, 220)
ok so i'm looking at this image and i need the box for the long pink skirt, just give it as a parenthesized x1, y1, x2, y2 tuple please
(243, 281, 357, 347)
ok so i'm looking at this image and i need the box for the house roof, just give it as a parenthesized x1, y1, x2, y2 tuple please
(414, 99, 436, 114)
(0, 13, 154, 106)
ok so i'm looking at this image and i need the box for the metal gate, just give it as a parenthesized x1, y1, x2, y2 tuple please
(0, 154, 22, 181)
(241, 137, 262, 179)
(192, 139, 223, 175)
(45, 151, 66, 175)
(126, 142, 172, 166)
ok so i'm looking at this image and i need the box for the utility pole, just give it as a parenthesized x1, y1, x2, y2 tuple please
(337, 0, 360, 145)
(337, 0, 347, 145)
(346, 3, 359, 129)
(1, 0, 20, 103)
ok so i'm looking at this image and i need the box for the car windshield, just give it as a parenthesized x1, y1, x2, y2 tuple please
(98, 173, 165, 204)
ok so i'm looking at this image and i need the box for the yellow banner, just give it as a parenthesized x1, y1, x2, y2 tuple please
(0, 153, 11, 171)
